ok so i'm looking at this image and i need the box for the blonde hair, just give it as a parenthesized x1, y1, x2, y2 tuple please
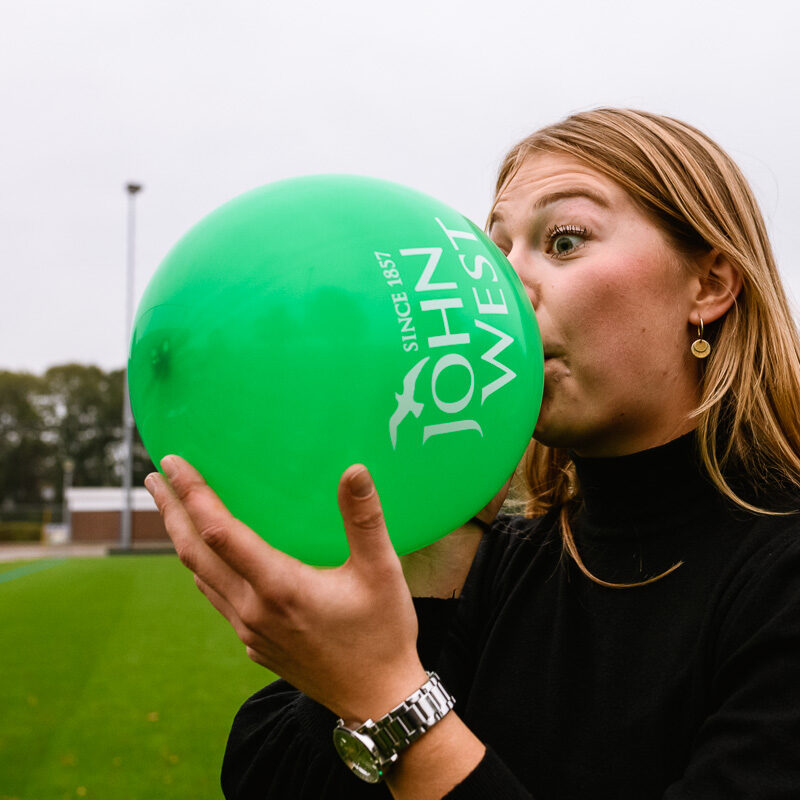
(494, 108, 800, 588)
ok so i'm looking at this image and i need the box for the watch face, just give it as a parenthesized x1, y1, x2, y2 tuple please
(332, 728, 383, 783)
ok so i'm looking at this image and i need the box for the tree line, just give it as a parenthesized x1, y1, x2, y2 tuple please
(0, 364, 154, 516)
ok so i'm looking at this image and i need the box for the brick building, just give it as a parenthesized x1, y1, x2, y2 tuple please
(65, 487, 170, 544)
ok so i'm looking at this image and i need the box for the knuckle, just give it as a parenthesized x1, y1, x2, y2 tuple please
(351, 508, 385, 531)
(192, 573, 214, 600)
(169, 475, 192, 502)
(158, 496, 179, 526)
(238, 598, 263, 632)
(245, 643, 273, 669)
(175, 543, 198, 573)
(242, 586, 298, 630)
(198, 522, 229, 551)
(239, 627, 260, 650)
(171, 475, 202, 505)
(270, 585, 300, 619)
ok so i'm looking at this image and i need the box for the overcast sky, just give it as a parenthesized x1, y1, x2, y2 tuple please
(2, 0, 798, 374)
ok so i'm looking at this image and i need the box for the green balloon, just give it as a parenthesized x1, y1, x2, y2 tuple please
(129, 175, 543, 566)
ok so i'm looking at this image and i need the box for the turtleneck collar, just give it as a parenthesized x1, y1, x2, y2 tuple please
(570, 431, 719, 529)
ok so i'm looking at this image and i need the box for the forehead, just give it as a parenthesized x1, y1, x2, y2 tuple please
(491, 152, 631, 223)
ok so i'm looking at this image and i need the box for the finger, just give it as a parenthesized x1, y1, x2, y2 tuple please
(194, 573, 245, 631)
(160, 455, 300, 592)
(195, 576, 273, 666)
(337, 465, 399, 577)
(146, 472, 246, 602)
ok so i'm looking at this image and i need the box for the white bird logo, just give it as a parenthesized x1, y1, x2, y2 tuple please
(389, 357, 430, 448)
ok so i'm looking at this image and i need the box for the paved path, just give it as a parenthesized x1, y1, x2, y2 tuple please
(0, 543, 175, 562)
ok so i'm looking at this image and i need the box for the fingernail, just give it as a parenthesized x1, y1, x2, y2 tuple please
(350, 467, 374, 498)
(144, 473, 158, 496)
(161, 455, 178, 480)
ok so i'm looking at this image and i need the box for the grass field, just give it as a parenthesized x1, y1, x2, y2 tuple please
(0, 555, 276, 800)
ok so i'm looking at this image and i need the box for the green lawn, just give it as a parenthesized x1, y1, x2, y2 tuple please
(0, 556, 275, 800)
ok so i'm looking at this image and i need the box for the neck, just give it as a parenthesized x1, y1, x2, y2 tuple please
(569, 418, 701, 459)
(569, 430, 718, 529)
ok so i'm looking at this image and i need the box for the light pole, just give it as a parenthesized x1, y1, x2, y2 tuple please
(63, 458, 74, 542)
(121, 182, 143, 550)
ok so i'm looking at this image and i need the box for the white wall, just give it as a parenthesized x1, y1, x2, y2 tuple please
(66, 487, 157, 513)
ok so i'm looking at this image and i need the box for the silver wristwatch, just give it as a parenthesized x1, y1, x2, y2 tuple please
(332, 671, 455, 783)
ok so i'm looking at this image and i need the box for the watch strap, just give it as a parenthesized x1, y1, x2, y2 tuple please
(355, 671, 455, 757)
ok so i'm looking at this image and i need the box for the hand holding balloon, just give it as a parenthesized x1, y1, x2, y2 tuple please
(145, 455, 429, 725)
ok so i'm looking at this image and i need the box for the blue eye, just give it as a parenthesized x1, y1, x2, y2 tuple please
(546, 225, 589, 258)
(553, 234, 581, 254)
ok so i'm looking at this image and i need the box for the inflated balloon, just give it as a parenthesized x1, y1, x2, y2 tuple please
(129, 175, 543, 566)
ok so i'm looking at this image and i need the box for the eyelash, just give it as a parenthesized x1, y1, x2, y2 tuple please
(544, 224, 591, 258)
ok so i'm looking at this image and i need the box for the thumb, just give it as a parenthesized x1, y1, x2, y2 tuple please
(337, 464, 398, 573)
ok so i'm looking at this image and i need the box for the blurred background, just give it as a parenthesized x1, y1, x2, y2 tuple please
(1, 0, 798, 797)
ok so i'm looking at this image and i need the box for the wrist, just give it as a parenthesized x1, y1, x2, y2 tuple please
(385, 712, 486, 799)
(339, 664, 429, 726)
(333, 670, 456, 785)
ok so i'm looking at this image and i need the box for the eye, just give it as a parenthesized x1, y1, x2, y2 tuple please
(545, 224, 589, 258)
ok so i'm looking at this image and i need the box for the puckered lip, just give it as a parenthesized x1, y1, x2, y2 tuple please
(541, 340, 562, 360)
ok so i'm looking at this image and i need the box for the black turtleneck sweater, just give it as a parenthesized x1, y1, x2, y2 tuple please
(221, 434, 800, 799)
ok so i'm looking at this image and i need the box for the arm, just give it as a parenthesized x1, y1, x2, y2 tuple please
(385, 713, 485, 799)
(222, 596, 461, 798)
(223, 678, 396, 799)
(146, 457, 530, 799)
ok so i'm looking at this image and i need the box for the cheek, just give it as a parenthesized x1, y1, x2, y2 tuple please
(561, 257, 685, 382)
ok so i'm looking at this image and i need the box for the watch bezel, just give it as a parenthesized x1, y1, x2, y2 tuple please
(332, 725, 396, 784)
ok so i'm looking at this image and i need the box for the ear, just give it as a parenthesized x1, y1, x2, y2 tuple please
(688, 249, 742, 327)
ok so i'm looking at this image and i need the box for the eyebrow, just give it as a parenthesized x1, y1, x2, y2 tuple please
(489, 187, 610, 229)
(532, 187, 610, 211)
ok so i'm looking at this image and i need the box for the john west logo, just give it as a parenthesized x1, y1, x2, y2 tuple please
(389, 217, 518, 449)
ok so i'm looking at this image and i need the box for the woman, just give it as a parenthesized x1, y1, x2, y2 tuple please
(144, 108, 800, 798)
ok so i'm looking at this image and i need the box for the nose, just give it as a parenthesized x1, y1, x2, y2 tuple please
(506, 246, 541, 310)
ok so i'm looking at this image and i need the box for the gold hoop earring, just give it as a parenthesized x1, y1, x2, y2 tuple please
(691, 317, 711, 359)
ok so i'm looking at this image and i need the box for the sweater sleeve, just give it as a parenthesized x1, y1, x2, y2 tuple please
(443, 746, 534, 799)
(663, 534, 800, 799)
(221, 678, 390, 799)
(220, 596, 460, 798)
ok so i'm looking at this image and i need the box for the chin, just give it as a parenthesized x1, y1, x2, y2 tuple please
(532, 423, 574, 451)
(532, 414, 596, 453)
